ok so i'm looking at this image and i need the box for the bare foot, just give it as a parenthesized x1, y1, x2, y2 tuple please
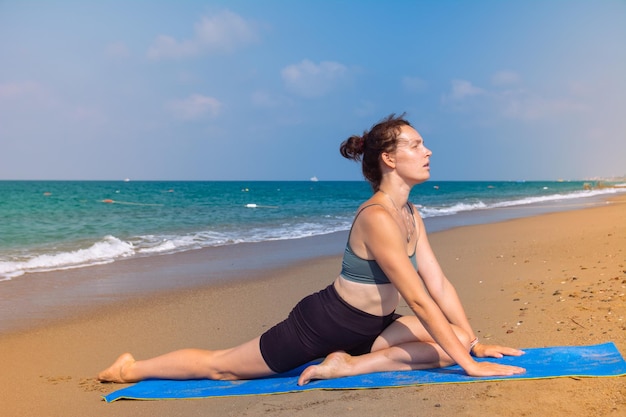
(97, 353, 137, 383)
(297, 351, 352, 385)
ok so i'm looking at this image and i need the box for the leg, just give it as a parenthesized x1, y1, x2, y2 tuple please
(98, 336, 275, 383)
(372, 315, 471, 358)
(298, 317, 470, 385)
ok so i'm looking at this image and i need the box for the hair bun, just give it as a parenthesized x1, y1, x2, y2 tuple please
(340, 134, 366, 161)
(339, 113, 411, 190)
(355, 136, 365, 154)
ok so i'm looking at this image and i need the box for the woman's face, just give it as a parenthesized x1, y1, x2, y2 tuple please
(392, 125, 432, 184)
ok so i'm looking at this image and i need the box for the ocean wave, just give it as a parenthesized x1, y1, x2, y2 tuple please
(419, 201, 488, 217)
(0, 236, 134, 280)
(418, 187, 622, 218)
(1, 186, 622, 281)
(0, 221, 352, 281)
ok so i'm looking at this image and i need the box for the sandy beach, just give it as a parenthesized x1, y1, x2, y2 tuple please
(1, 196, 624, 417)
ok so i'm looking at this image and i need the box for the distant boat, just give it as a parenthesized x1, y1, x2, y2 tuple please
(124, 178, 130, 182)
(310, 176, 319, 182)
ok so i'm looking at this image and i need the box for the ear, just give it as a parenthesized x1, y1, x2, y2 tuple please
(381, 152, 396, 168)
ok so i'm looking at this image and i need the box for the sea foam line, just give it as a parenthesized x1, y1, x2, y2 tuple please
(0, 236, 134, 280)
(1, 187, 622, 281)
(0, 221, 353, 280)
(418, 187, 622, 217)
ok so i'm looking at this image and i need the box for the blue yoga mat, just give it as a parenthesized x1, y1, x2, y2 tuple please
(103, 342, 626, 402)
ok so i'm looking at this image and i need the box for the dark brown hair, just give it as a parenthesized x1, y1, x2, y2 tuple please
(340, 113, 412, 190)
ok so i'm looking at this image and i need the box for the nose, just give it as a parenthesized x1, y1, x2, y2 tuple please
(425, 145, 432, 157)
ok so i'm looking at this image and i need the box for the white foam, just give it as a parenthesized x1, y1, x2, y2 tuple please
(2, 187, 622, 281)
(420, 201, 488, 217)
(418, 188, 623, 218)
(135, 220, 352, 256)
(0, 236, 134, 280)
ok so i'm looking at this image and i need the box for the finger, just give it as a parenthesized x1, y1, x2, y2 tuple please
(501, 348, 525, 356)
(492, 365, 525, 376)
(492, 346, 525, 356)
(507, 366, 526, 375)
(472, 362, 525, 377)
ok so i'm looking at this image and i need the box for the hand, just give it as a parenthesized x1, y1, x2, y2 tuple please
(464, 360, 526, 377)
(471, 342, 525, 359)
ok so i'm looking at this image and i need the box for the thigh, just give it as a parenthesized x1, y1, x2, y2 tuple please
(371, 316, 430, 351)
(371, 316, 469, 352)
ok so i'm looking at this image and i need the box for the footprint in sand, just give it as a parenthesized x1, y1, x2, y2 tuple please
(41, 375, 72, 385)
(79, 378, 111, 393)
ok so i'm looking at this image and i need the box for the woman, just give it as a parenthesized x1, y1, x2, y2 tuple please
(98, 114, 525, 385)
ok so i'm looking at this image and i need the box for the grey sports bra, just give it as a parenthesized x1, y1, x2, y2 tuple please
(340, 204, 418, 285)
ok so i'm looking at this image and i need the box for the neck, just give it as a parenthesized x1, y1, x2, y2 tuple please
(378, 183, 410, 206)
(378, 186, 415, 243)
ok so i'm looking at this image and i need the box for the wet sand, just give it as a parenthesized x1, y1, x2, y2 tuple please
(1, 196, 624, 416)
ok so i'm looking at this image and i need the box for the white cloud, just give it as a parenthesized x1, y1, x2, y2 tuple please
(70, 106, 107, 125)
(105, 41, 131, 59)
(354, 100, 377, 117)
(491, 70, 521, 86)
(497, 92, 588, 121)
(250, 90, 283, 108)
(402, 76, 428, 93)
(442, 75, 587, 122)
(281, 60, 349, 98)
(567, 80, 595, 97)
(194, 12, 258, 50)
(0, 81, 43, 100)
(448, 79, 486, 100)
(0, 81, 107, 132)
(148, 36, 196, 60)
(147, 10, 259, 60)
(168, 94, 222, 120)
(0, 81, 58, 112)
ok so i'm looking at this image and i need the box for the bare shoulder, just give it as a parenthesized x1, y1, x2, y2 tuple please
(354, 200, 405, 249)
(354, 201, 393, 229)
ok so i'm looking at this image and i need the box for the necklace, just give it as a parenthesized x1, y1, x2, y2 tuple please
(379, 190, 414, 243)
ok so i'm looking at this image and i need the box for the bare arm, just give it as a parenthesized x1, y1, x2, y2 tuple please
(359, 208, 475, 371)
(413, 212, 524, 359)
(361, 207, 523, 376)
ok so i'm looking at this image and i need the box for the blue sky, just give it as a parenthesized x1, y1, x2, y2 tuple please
(1, 1, 624, 181)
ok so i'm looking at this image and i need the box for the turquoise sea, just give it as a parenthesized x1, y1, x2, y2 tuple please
(1, 180, 623, 281)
